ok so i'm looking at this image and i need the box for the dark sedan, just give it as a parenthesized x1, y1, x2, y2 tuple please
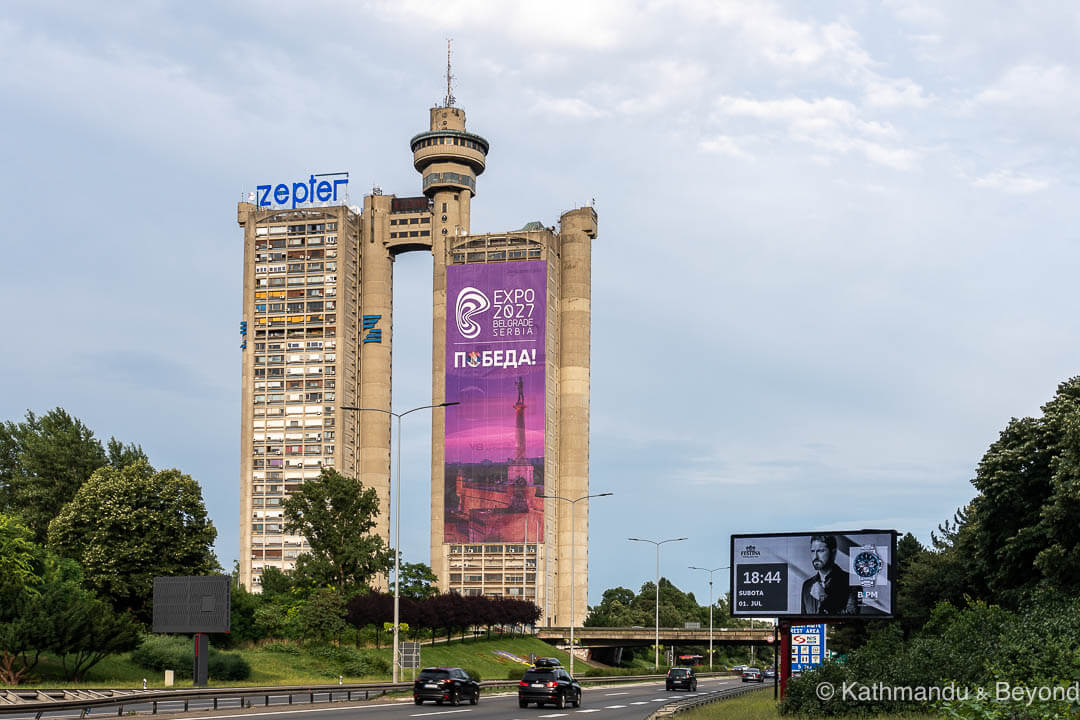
(666, 667, 698, 691)
(518, 666, 582, 708)
(413, 667, 479, 705)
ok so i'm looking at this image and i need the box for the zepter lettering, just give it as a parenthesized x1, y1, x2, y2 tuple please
(255, 173, 349, 209)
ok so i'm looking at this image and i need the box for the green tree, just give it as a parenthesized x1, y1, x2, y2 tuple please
(398, 562, 439, 600)
(284, 589, 347, 644)
(0, 513, 40, 597)
(259, 565, 295, 598)
(220, 574, 262, 648)
(0, 514, 44, 684)
(282, 468, 393, 593)
(29, 557, 141, 681)
(106, 437, 148, 468)
(253, 602, 289, 638)
(966, 377, 1080, 604)
(0, 409, 107, 542)
(0, 531, 139, 684)
(47, 460, 218, 623)
(586, 586, 648, 627)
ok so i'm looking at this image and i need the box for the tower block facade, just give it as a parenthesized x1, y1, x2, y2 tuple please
(237, 101, 595, 626)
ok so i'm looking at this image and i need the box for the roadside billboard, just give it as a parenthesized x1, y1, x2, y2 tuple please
(444, 260, 547, 543)
(730, 531, 896, 618)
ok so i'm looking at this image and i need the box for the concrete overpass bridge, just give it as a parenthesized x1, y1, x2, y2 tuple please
(536, 626, 776, 648)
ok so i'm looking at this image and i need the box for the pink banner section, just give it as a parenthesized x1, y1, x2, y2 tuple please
(444, 261, 546, 543)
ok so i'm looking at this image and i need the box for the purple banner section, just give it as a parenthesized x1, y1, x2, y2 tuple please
(444, 260, 546, 544)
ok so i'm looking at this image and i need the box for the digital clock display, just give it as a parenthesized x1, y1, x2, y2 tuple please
(734, 562, 788, 612)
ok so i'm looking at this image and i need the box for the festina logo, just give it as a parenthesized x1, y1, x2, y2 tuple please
(741, 545, 761, 557)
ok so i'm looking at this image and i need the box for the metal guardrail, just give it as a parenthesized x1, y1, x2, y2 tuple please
(0, 672, 736, 718)
(647, 684, 769, 718)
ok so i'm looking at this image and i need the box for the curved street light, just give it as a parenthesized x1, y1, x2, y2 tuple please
(343, 401, 459, 683)
(538, 492, 612, 676)
(688, 564, 728, 671)
(628, 536, 687, 670)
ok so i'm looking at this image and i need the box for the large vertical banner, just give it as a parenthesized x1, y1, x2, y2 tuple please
(445, 260, 546, 543)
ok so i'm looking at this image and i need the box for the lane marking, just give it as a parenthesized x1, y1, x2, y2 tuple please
(119, 701, 410, 720)
(537, 715, 567, 718)
(603, 692, 628, 696)
(603, 705, 627, 709)
(576, 710, 601, 713)
(630, 701, 649, 705)
(410, 710, 472, 717)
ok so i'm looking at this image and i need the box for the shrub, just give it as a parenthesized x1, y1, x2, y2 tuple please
(130, 635, 251, 681)
(461, 668, 481, 682)
(209, 652, 251, 681)
(130, 635, 190, 674)
(305, 644, 388, 678)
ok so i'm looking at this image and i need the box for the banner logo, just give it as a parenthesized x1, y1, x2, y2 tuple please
(455, 286, 490, 339)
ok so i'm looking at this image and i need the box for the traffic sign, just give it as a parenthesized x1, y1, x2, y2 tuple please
(789, 624, 826, 671)
(400, 642, 421, 669)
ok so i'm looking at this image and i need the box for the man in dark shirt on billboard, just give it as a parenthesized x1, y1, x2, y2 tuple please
(801, 534, 857, 615)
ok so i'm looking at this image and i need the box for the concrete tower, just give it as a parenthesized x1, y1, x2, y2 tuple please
(238, 90, 595, 627)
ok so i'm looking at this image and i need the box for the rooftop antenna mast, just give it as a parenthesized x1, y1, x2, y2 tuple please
(444, 38, 456, 108)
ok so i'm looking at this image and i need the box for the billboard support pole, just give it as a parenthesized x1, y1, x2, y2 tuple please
(779, 621, 790, 699)
(193, 633, 208, 687)
(773, 620, 779, 700)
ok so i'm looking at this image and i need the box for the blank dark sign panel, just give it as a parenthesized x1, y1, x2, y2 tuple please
(152, 576, 231, 633)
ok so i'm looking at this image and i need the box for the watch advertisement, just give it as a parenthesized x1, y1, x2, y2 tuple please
(730, 530, 896, 619)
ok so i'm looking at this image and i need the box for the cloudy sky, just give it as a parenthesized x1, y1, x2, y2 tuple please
(2, 1, 1077, 606)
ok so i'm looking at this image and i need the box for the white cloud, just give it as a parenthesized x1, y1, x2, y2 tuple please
(366, 0, 636, 51)
(713, 95, 917, 169)
(973, 170, 1050, 194)
(698, 134, 748, 158)
(975, 63, 1072, 109)
(883, 0, 947, 26)
(614, 59, 708, 116)
(865, 78, 932, 108)
(542, 96, 606, 119)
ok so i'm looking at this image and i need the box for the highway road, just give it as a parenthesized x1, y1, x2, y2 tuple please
(15, 676, 758, 720)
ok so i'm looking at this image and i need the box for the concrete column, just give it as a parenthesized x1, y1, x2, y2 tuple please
(359, 195, 395, 584)
(557, 207, 597, 627)
(430, 205, 449, 589)
(237, 202, 257, 590)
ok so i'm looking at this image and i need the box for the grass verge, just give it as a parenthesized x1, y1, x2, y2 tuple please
(677, 688, 937, 720)
(9, 637, 576, 688)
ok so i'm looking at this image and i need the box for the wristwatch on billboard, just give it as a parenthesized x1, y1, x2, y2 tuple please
(852, 545, 883, 588)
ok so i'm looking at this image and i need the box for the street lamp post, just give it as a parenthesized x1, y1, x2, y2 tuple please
(538, 492, 612, 677)
(342, 401, 459, 684)
(628, 536, 687, 670)
(688, 564, 728, 671)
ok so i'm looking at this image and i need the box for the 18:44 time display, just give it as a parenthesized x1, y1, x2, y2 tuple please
(742, 570, 783, 584)
(733, 562, 788, 613)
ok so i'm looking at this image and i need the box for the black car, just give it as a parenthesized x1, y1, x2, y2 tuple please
(518, 665, 582, 708)
(666, 667, 697, 691)
(413, 667, 480, 705)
